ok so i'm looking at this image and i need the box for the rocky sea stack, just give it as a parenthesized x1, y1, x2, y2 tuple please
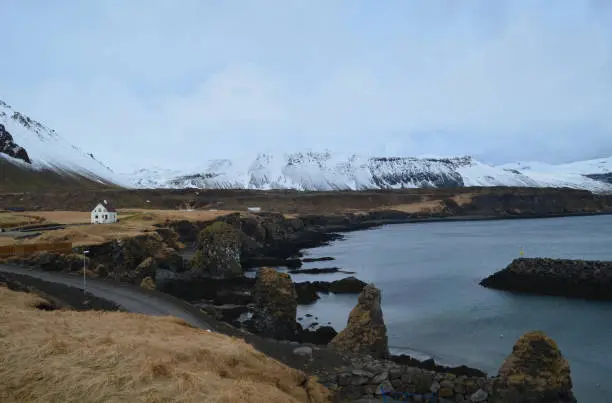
(480, 257, 612, 300)
(191, 221, 242, 278)
(251, 268, 298, 340)
(330, 284, 388, 359)
(491, 330, 576, 403)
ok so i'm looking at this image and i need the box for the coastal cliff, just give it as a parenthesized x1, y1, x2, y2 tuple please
(480, 258, 612, 300)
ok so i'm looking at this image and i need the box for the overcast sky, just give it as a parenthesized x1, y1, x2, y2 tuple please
(1, 0, 611, 172)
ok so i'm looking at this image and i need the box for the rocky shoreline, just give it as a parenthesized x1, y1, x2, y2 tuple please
(480, 257, 612, 300)
(1, 206, 591, 402)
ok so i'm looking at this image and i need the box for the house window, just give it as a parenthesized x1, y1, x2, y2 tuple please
(105, 214, 108, 220)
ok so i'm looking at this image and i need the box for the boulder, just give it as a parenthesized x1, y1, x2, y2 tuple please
(330, 284, 389, 359)
(134, 257, 158, 282)
(295, 282, 320, 305)
(299, 325, 338, 345)
(491, 330, 576, 403)
(329, 276, 367, 293)
(140, 276, 156, 290)
(190, 221, 242, 278)
(251, 267, 298, 340)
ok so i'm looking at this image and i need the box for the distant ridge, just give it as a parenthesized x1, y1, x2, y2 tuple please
(127, 152, 612, 192)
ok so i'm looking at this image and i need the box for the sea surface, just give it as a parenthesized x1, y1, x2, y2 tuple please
(292, 214, 612, 402)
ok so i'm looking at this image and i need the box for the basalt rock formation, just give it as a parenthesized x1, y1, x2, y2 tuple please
(0, 123, 31, 164)
(295, 277, 368, 305)
(491, 330, 576, 403)
(251, 268, 299, 340)
(330, 284, 389, 359)
(480, 257, 612, 300)
(190, 221, 242, 278)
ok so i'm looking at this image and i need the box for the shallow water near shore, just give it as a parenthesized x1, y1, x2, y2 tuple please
(295, 214, 612, 403)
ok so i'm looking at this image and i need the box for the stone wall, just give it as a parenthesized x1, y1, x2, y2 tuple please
(320, 355, 490, 402)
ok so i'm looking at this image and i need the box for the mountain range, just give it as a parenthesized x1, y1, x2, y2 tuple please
(1, 98, 611, 193)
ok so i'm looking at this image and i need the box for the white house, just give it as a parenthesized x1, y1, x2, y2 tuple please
(91, 200, 118, 224)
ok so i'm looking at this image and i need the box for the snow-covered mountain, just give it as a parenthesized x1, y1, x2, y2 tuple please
(2, 97, 610, 193)
(126, 152, 612, 192)
(0, 99, 125, 187)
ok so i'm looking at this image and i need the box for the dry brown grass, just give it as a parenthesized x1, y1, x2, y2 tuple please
(380, 200, 444, 213)
(0, 285, 330, 403)
(451, 193, 474, 205)
(118, 208, 240, 222)
(0, 212, 44, 228)
(6, 209, 241, 247)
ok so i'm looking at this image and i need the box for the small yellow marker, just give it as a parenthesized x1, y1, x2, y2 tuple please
(519, 249, 524, 257)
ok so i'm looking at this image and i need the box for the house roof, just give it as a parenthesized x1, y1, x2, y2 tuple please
(93, 201, 117, 212)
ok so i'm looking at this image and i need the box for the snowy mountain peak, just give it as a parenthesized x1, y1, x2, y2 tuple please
(0, 98, 123, 185)
(126, 152, 612, 192)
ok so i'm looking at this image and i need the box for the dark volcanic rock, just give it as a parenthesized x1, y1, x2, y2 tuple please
(328, 276, 367, 293)
(480, 257, 612, 300)
(0, 123, 31, 164)
(295, 282, 320, 305)
(301, 256, 335, 263)
(245, 256, 302, 268)
(251, 268, 298, 340)
(295, 276, 367, 305)
(76, 233, 174, 283)
(191, 221, 242, 278)
(10, 251, 86, 272)
(299, 325, 338, 345)
(288, 267, 354, 275)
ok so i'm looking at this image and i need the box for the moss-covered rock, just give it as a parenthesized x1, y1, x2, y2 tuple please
(491, 330, 576, 403)
(191, 221, 242, 278)
(140, 276, 156, 290)
(329, 284, 388, 359)
(251, 267, 298, 340)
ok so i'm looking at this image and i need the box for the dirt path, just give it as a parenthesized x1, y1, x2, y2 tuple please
(0, 264, 212, 330)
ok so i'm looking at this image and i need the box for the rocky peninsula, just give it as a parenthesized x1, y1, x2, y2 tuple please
(480, 257, 612, 300)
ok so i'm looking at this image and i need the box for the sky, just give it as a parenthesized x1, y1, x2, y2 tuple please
(1, 0, 611, 172)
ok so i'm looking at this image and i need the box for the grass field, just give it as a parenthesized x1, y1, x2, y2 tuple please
(0, 209, 240, 247)
(0, 193, 466, 247)
(0, 285, 330, 403)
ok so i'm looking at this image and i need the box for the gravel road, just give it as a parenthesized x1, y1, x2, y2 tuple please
(0, 264, 212, 330)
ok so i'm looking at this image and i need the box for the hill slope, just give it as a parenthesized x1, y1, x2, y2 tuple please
(0, 285, 329, 403)
(0, 99, 125, 191)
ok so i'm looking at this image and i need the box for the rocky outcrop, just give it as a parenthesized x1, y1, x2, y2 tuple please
(0, 123, 31, 164)
(330, 284, 388, 359)
(480, 257, 612, 300)
(6, 251, 86, 272)
(140, 276, 156, 290)
(251, 268, 298, 340)
(490, 331, 576, 403)
(190, 221, 242, 278)
(295, 277, 368, 305)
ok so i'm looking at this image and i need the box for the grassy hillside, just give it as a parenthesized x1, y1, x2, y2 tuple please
(0, 159, 120, 192)
(1, 186, 611, 216)
(0, 285, 330, 403)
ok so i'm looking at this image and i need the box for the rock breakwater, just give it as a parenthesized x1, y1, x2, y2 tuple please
(480, 257, 612, 300)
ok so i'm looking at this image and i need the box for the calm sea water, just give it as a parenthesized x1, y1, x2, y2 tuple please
(293, 215, 612, 403)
